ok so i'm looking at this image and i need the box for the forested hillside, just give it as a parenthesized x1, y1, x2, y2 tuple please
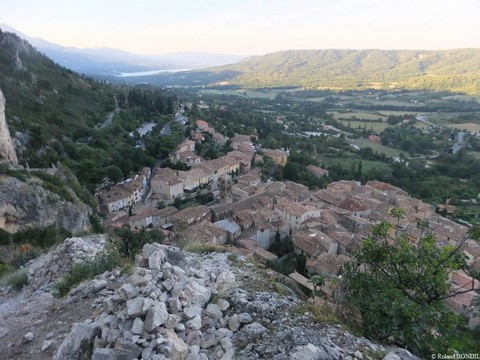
(0, 30, 176, 191)
(207, 49, 480, 94)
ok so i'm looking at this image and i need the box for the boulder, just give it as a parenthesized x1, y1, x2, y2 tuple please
(144, 302, 168, 331)
(290, 343, 324, 360)
(182, 282, 211, 306)
(54, 323, 101, 360)
(91, 348, 130, 360)
(120, 283, 139, 300)
(165, 329, 189, 360)
(232, 322, 267, 348)
(126, 297, 145, 317)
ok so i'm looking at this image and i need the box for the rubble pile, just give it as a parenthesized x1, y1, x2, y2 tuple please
(52, 243, 420, 360)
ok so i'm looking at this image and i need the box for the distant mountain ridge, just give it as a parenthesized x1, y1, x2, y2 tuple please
(0, 24, 245, 76)
(207, 49, 480, 94)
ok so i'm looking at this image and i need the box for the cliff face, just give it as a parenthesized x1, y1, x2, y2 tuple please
(0, 174, 91, 234)
(0, 88, 18, 165)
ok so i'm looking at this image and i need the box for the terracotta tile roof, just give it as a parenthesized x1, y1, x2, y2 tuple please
(236, 143, 256, 156)
(153, 168, 182, 185)
(172, 205, 210, 223)
(237, 239, 278, 261)
(450, 270, 480, 290)
(338, 198, 369, 212)
(263, 148, 287, 158)
(230, 134, 251, 143)
(316, 253, 351, 276)
(293, 231, 331, 257)
(202, 156, 239, 172)
(275, 199, 310, 217)
(184, 221, 226, 244)
(312, 189, 345, 206)
(179, 167, 208, 182)
(306, 165, 329, 177)
(101, 185, 132, 203)
(366, 180, 392, 191)
(196, 120, 209, 129)
(327, 180, 361, 192)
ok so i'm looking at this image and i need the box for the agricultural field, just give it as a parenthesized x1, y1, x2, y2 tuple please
(349, 139, 406, 157)
(330, 111, 387, 121)
(319, 156, 388, 171)
(339, 119, 390, 133)
(446, 123, 480, 132)
(200, 89, 279, 99)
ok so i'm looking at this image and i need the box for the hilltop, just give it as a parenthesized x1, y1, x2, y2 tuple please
(145, 49, 480, 94)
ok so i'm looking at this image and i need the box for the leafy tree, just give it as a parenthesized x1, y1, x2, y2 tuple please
(340, 220, 476, 356)
(113, 225, 164, 259)
(309, 274, 325, 297)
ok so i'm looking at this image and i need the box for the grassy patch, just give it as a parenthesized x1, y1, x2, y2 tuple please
(181, 241, 226, 254)
(293, 302, 341, 325)
(348, 139, 406, 157)
(320, 156, 388, 171)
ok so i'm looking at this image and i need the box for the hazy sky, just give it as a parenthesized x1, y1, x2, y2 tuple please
(1, 0, 479, 55)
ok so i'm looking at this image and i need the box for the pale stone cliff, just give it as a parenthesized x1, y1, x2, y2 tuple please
(0, 174, 91, 234)
(0, 87, 18, 165)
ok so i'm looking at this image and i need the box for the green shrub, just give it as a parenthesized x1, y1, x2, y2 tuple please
(12, 246, 41, 267)
(12, 226, 71, 249)
(0, 262, 12, 277)
(55, 249, 121, 297)
(89, 214, 104, 234)
(182, 241, 225, 254)
(0, 228, 10, 245)
(5, 270, 28, 291)
(293, 302, 341, 325)
(113, 226, 164, 259)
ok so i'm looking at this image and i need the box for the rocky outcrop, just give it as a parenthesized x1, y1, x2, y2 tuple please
(49, 244, 420, 360)
(0, 238, 421, 359)
(0, 174, 91, 234)
(0, 88, 18, 165)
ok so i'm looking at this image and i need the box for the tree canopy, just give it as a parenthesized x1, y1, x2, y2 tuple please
(340, 217, 478, 356)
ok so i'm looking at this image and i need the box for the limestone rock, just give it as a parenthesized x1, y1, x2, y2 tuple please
(41, 340, 53, 351)
(205, 303, 223, 320)
(54, 323, 101, 360)
(126, 297, 145, 317)
(182, 282, 211, 306)
(131, 317, 144, 335)
(23, 332, 34, 342)
(120, 283, 139, 300)
(0, 88, 18, 165)
(91, 348, 130, 360)
(290, 343, 324, 359)
(186, 315, 202, 330)
(144, 302, 168, 331)
(165, 329, 189, 360)
(233, 322, 267, 348)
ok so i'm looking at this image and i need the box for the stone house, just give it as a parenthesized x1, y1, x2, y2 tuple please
(150, 168, 184, 200)
(274, 199, 320, 232)
(172, 205, 211, 226)
(263, 148, 288, 166)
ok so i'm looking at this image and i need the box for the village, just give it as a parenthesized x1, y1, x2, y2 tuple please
(95, 117, 480, 325)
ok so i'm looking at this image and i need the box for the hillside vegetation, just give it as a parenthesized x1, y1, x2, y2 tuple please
(207, 49, 480, 94)
(0, 30, 176, 191)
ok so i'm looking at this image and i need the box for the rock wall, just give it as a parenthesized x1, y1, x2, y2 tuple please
(0, 87, 18, 165)
(0, 175, 91, 234)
